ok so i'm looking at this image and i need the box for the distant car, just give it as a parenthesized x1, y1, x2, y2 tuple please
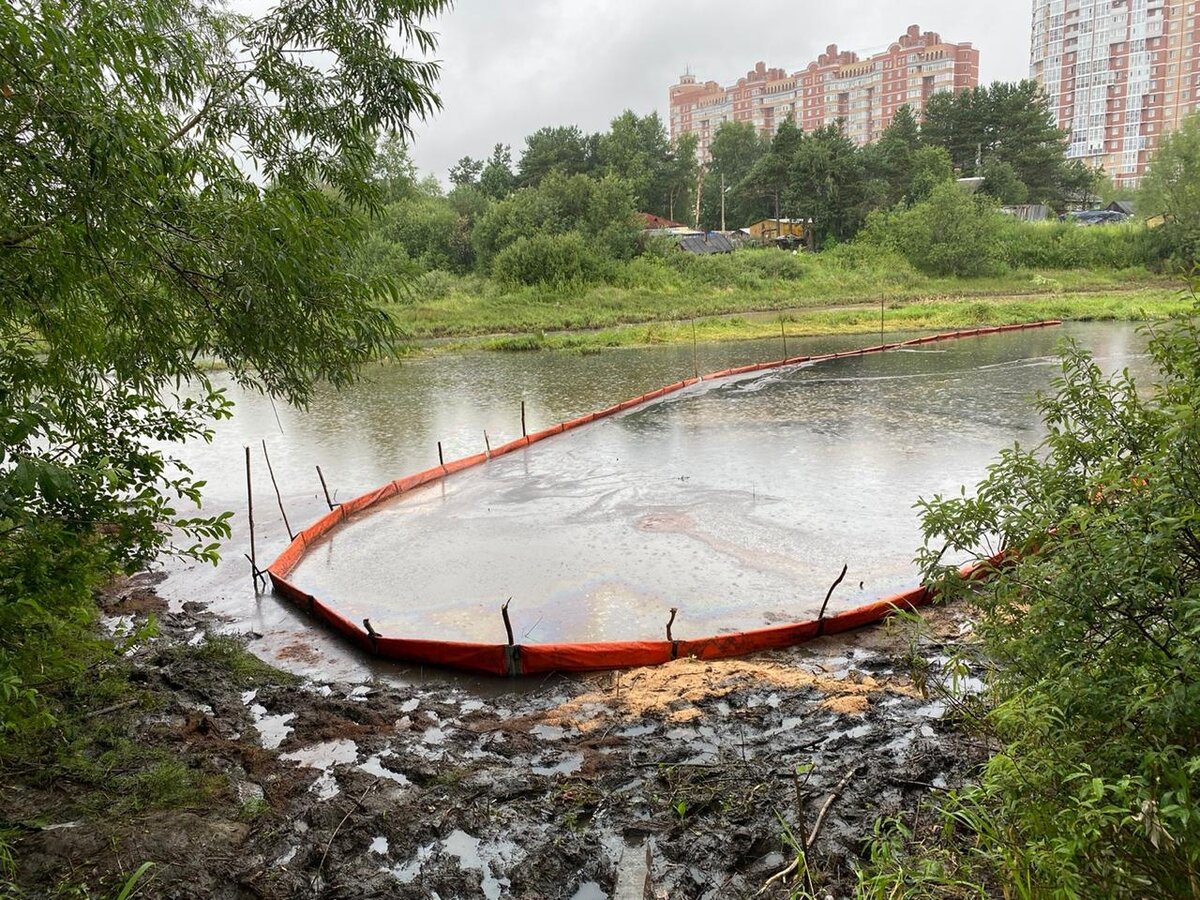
(1059, 209, 1130, 226)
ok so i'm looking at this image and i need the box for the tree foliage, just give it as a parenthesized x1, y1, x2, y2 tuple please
(0, 0, 448, 733)
(1141, 113, 1200, 268)
(910, 300, 1200, 896)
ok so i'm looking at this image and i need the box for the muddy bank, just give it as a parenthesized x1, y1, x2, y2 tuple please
(4, 576, 985, 899)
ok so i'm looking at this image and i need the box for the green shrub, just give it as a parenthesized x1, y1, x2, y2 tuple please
(862, 181, 1005, 277)
(996, 219, 1156, 270)
(902, 302, 1200, 896)
(491, 232, 611, 287)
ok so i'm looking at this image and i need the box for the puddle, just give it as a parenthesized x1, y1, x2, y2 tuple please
(446, 830, 513, 900)
(359, 752, 411, 786)
(273, 847, 298, 867)
(280, 738, 359, 769)
(370, 836, 389, 855)
(422, 726, 447, 745)
(532, 753, 584, 776)
(618, 724, 656, 738)
(400, 698, 420, 713)
(280, 739, 359, 800)
(391, 841, 437, 883)
(571, 882, 608, 900)
(240, 689, 296, 750)
(531, 724, 566, 741)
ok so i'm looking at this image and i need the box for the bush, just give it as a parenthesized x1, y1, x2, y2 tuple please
(862, 181, 1005, 277)
(904, 301, 1200, 896)
(995, 219, 1156, 270)
(491, 232, 611, 287)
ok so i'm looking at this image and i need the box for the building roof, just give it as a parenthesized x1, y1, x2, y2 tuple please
(639, 212, 686, 230)
(679, 233, 735, 255)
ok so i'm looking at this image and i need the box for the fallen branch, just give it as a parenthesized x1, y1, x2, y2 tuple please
(807, 763, 862, 850)
(313, 780, 378, 887)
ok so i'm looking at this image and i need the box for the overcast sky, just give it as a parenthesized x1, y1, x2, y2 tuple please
(406, 0, 1035, 181)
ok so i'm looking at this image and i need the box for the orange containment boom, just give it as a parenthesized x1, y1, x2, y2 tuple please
(267, 320, 1059, 676)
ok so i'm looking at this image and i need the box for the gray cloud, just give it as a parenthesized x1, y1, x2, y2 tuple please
(408, 0, 1034, 180)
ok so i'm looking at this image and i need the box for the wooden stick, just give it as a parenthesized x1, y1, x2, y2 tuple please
(260, 440, 293, 540)
(316, 465, 337, 510)
(817, 563, 849, 624)
(501, 598, 515, 646)
(691, 318, 699, 379)
(245, 447, 258, 592)
(781, 317, 788, 359)
(806, 764, 861, 850)
(521, 401, 527, 438)
(483, 430, 491, 459)
(313, 781, 378, 888)
(438, 440, 445, 468)
(666, 607, 678, 641)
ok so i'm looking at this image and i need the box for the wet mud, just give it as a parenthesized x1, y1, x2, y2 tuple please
(7, 577, 985, 899)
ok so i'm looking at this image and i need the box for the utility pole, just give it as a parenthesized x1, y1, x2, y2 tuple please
(694, 165, 705, 231)
(720, 172, 726, 233)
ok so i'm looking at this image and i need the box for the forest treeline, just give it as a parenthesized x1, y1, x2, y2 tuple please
(357, 80, 1197, 292)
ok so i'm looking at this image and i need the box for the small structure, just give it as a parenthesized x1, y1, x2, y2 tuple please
(745, 218, 810, 241)
(639, 212, 691, 233)
(678, 232, 735, 255)
(1106, 200, 1137, 217)
(1001, 204, 1052, 222)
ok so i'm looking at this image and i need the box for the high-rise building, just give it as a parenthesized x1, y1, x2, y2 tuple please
(668, 25, 979, 161)
(1031, 1, 1200, 186)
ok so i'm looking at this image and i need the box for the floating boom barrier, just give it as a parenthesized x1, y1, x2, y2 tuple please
(268, 320, 1060, 676)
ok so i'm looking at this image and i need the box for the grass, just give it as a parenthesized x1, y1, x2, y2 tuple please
(379, 249, 1183, 355)
(417, 288, 1187, 355)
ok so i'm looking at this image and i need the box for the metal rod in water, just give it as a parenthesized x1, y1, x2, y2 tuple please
(245, 446, 258, 592)
(316, 465, 336, 510)
(261, 439, 293, 540)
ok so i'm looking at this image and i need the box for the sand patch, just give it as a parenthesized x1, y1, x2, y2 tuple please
(543, 656, 914, 729)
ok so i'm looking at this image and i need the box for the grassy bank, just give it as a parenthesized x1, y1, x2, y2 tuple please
(402, 286, 1185, 355)
(380, 250, 1182, 354)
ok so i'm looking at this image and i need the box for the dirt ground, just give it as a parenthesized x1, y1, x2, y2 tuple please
(3, 574, 987, 899)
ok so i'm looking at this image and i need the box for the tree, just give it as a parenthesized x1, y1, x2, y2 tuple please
(866, 104, 923, 207)
(472, 172, 638, 268)
(699, 121, 768, 229)
(788, 124, 870, 246)
(741, 119, 803, 222)
(921, 81, 1074, 205)
(1141, 113, 1200, 266)
(517, 125, 598, 186)
(479, 143, 516, 200)
(448, 155, 484, 186)
(980, 158, 1030, 205)
(0, 0, 448, 733)
(905, 145, 955, 205)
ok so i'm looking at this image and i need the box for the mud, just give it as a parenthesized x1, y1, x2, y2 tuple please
(5, 576, 985, 899)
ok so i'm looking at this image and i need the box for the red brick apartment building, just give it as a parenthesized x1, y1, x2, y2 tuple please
(668, 25, 979, 161)
(1031, 0, 1200, 186)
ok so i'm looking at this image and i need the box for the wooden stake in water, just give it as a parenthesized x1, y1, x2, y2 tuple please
(316, 465, 336, 510)
(483, 430, 492, 459)
(691, 318, 699, 379)
(501, 598, 515, 646)
(521, 401, 527, 438)
(880, 298, 885, 347)
(781, 317, 788, 359)
(261, 439, 293, 540)
(245, 446, 258, 592)
(438, 440, 445, 468)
